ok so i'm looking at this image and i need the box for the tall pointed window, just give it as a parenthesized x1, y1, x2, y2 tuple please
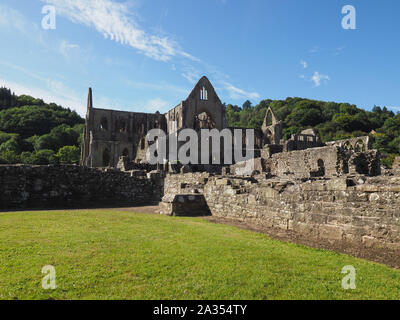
(200, 86, 208, 100)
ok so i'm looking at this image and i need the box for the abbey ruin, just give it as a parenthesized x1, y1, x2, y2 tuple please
(2, 77, 400, 248)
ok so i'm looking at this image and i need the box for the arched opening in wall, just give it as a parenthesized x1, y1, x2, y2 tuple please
(343, 141, 353, 151)
(265, 112, 273, 126)
(342, 159, 349, 174)
(102, 148, 111, 167)
(354, 154, 370, 175)
(122, 148, 129, 158)
(317, 159, 325, 177)
(119, 120, 127, 133)
(355, 140, 366, 152)
(100, 117, 108, 131)
(200, 86, 208, 100)
(194, 112, 216, 130)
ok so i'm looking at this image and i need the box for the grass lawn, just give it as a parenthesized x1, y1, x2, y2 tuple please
(0, 210, 400, 300)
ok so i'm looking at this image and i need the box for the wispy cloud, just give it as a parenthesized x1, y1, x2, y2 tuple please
(3, 1, 260, 109)
(222, 82, 260, 100)
(145, 98, 169, 112)
(333, 46, 346, 56)
(309, 46, 320, 54)
(41, 0, 194, 62)
(300, 60, 308, 69)
(181, 64, 202, 84)
(125, 80, 189, 95)
(0, 3, 31, 34)
(59, 40, 80, 58)
(42, 0, 258, 102)
(311, 71, 330, 87)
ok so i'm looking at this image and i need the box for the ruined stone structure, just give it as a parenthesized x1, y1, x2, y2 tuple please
(3, 76, 399, 249)
(81, 77, 228, 167)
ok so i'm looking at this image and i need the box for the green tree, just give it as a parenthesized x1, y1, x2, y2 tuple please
(34, 124, 81, 152)
(56, 146, 81, 164)
(0, 136, 21, 153)
(242, 100, 252, 110)
(0, 150, 20, 164)
(30, 149, 58, 165)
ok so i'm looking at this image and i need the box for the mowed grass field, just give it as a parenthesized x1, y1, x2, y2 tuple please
(1, 210, 400, 300)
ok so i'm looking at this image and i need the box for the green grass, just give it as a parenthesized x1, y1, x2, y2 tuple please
(1, 210, 400, 300)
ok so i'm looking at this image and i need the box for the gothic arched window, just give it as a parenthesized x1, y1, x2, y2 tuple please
(200, 86, 208, 100)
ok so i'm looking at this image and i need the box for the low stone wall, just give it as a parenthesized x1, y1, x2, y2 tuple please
(163, 172, 211, 195)
(203, 175, 400, 247)
(0, 165, 163, 210)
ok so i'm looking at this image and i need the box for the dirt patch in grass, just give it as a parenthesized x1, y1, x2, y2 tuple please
(204, 216, 400, 269)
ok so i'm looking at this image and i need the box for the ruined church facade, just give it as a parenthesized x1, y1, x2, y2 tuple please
(81, 77, 228, 168)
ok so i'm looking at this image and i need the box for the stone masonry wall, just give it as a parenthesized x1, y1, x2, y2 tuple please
(203, 175, 400, 247)
(0, 165, 163, 210)
(265, 146, 343, 179)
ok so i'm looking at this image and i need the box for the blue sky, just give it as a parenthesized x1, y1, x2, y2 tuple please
(0, 0, 399, 116)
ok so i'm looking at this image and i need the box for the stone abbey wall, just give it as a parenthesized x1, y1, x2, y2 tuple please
(0, 165, 163, 210)
(162, 173, 400, 247)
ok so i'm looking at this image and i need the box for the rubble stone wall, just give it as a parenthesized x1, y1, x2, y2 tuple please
(203, 175, 400, 246)
(0, 165, 163, 210)
(265, 146, 341, 178)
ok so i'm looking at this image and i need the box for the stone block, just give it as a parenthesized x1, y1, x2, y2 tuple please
(319, 225, 344, 241)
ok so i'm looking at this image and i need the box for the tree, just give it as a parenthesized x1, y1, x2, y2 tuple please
(0, 150, 20, 164)
(34, 124, 81, 152)
(0, 105, 83, 138)
(31, 149, 58, 165)
(0, 136, 21, 153)
(242, 100, 252, 110)
(56, 146, 81, 164)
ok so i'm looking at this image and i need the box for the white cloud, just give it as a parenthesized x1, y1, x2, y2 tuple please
(222, 82, 260, 100)
(145, 98, 169, 112)
(311, 71, 330, 87)
(41, 0, 195, 62)
(300, 60, 308, 69)
(59, 40, 80, 58)
(181, 65, 202, 84)
(0, 3, 30, 34)
(125, 80, 188, 95)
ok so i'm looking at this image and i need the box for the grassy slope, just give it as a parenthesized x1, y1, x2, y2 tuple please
(0, 210, 399, 300)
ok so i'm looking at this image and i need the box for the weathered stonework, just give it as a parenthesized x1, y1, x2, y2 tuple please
(0, 165, 163, 210)
(160, 173, 400, 247)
